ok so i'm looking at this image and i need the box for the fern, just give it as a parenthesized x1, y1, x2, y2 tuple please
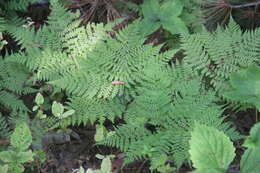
(0, 0, 37, 11)
(56, 97, 124, 127)
(101, 63, 240, 169)
(181, 18, 260, 92)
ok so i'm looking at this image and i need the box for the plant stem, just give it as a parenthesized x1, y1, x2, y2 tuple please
(230, 1, 260, 9)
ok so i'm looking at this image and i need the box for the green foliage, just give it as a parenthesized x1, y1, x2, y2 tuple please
(140, 0, 202, 36)
(243, 123, 260, 148)
(189, 122, 260, 173)
(181, 18, 260, 92)
(0, 122, 34, 173)
(189, 123, 235, 171)
(240, 148, 260, 173)
(0, 0, 37, 11)
(101, 63, 239, 169)
(224, 66, 260, 110)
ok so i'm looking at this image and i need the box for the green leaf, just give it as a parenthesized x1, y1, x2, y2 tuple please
(0, 150, 15, 163)
(35, 93, 44, 105)
(141, 0, 160, 19)
(94, 125, 107, 142)
(0, 165, 8, 173)
(100, 157, 112, 173)
(60, 109, 75, 119)
(243, 122, 260, 148)
(8, 164, 24, 173)
(189, 124, 235, 170)
(224, 66, 260, 110)
(161, 17, 189, 35)
(96, 154, 105, 160)
(32, 105, 39, 111)
(10, 122, 32, 151)
(52, 101, 64, 117)
(16, 151, 34, 163)
(240, 148, 260, 173)
(160, 0, 183, 17)
(192, 168, 223, 173)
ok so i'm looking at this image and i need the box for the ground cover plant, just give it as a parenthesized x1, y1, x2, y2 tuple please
(0, 0, 260, 173)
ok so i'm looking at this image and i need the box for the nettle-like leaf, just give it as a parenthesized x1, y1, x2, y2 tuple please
(0, 165, 8, 173)
(189, 124, 235, 171)
(10, 122, 32, 151)
(224, 66, 260, 110)
(243, 122, 260, 148)
(141, 0, 188, 36)
(240, 148, 260, 173)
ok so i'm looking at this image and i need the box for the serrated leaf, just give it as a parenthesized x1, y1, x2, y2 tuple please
(35, 93, 44, 105)
(0, 165, 8, 173)
(0, 150, 15, 163)
(16, 150, 34, 163)
(240, 148, 260, 173)
(10, 122, 32, 151)
(243, 122, 260, 148)
(160, 0, 183, 17)
(189, 124, 235, 170)
(52, 101, 64, 117)
(100, 157, 112, 173)
(8, 164, 24, 173)
(224, 66, 260, 110)
(161, 16, 189, 35)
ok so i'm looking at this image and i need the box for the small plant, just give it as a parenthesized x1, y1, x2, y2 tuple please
(0, 122, 34, 173)
(189, 123, 260, 173)
(140, 0, 189, 36)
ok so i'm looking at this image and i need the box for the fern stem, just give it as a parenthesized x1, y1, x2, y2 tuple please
(230, 1, 260, 9)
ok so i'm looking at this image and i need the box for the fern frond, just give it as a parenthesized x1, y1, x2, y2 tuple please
(181, 18, 260, 92)
(56, 97, 124, 127)
(0, 113, 11, 139)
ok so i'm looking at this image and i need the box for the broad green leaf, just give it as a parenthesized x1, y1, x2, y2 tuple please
(0, 150, 15, 163)
(189, 124, 235, 170)
(100, 157, 112, 173)
(0, 165, 8, 173)
(162, 17, 189, 35)
(224, 66, 260, 110)
(10, 122, 32, 151)
(141, 19, 161, 36)
(141, 0, 160, 18)
(160, 0, 183, 17)
(61, 109, 75, 119)
(52, 101, 64, 117)
(243, 122, 260, 148)
(240, 148, 260, 173)
(35, 92, 44, 105)
(94, 125, 107, 142)
(16, 151, 34, 163)
(192, 168, 223, 173)
(8, 164, 24, 173)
